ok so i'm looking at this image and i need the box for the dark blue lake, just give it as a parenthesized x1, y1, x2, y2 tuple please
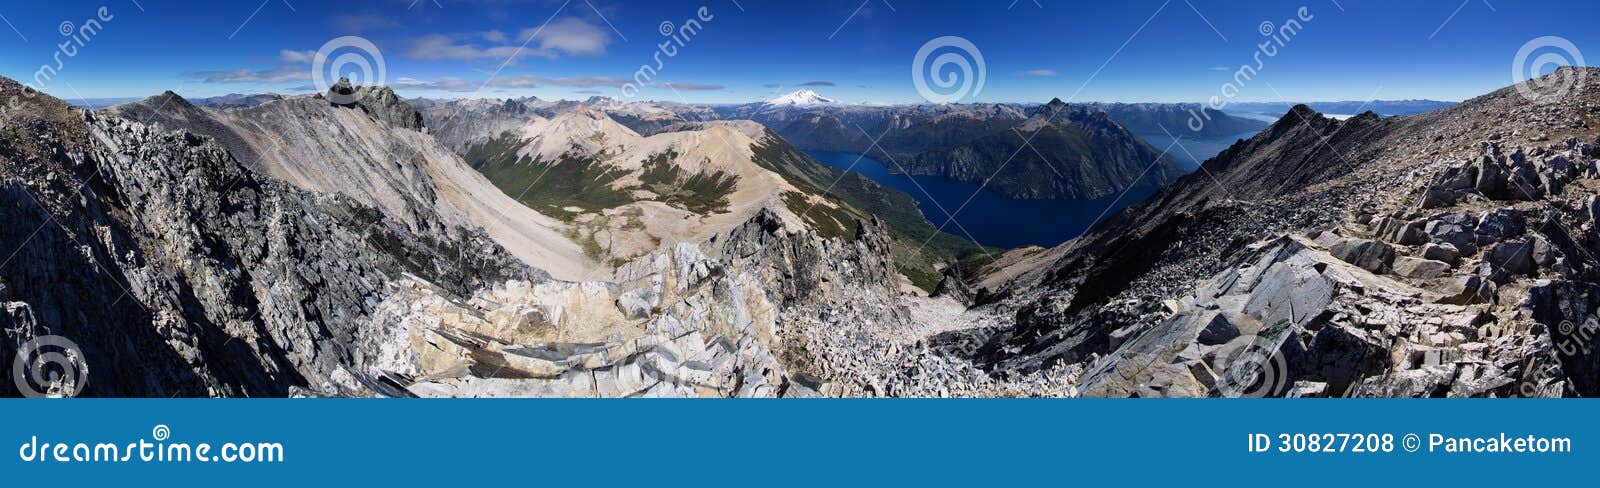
(1139, 131, 1259, 169)
(805, 151, 1163, 249)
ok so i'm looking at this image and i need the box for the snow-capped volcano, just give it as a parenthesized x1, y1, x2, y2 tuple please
(765, 89, 835, 106)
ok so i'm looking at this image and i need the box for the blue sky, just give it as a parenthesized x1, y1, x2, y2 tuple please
(0, 0, 1595, 104)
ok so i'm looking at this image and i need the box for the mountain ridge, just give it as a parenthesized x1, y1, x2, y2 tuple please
(101, 81, 603, 280)
(950, 67, 1600, 397)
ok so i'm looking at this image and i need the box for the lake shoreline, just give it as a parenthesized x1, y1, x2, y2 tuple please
(805, 150, 1161, 249)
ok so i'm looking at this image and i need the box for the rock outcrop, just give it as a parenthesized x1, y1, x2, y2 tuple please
(1076, 236, 1554, 398)
(102, 81, 601, 280)
(964, 67, 1600, 397)
(351, 208, 932, 397)
(1, 77, 534, 397)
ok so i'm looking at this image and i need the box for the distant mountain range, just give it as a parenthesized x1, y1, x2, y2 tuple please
(62, 89, 1456, 204)
(1080, 102, 1269, 139)
(764, 89, 836, 106)
(69, 93, 290, 110)
(1224, 100, 1456, 119)
(189, 93, 286, 109)
(400, 91, 1454, 202)
(410, 91, 1207, 200)
(560, 92, 1218, 200)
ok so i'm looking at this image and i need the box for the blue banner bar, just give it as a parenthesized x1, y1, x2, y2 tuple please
(2, 399, 1591, 486)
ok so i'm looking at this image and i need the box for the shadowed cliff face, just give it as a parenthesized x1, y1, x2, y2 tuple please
(0, 77, 537, 397)
(899, 101, 1186, 200)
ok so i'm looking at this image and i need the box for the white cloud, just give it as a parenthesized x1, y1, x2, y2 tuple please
(279, 50, 316, 64)
(1017, 69, 1058, 77)
(484, 75, 630, 89)
(518, 18, 611, 57)
(189, 47, 315, 85)
(188, 66, 308, 84)
(406, 35, 491, 61)
(391, 77, 476, 92)
(406, 18, 613, 62)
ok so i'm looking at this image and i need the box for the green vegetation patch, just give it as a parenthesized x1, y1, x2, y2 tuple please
(639, 150, 738, 214)
(896, 263, 943, 295)
(464, 134, 634, 220)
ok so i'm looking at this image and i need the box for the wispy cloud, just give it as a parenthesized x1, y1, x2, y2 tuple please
(405, 18, 613, 62)
(187, 66, 308, 84)
(1208, 66, 1232, 72)
(519, 18, 611, 56)
(391, 77, 475, 92)
(657, 82, 725, 91)
(1017, 69, 1057, 77)
(279, 50, 315, 64)
(483, 75, 630, 89)
(797, 81, 835, 87)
